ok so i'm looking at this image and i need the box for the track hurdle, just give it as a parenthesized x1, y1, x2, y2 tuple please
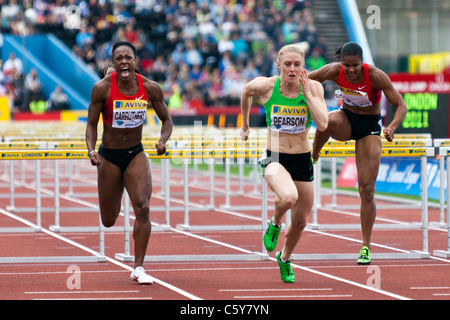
(113, 148, 270, 262)
(433, 139, 450, 229)
(0, 142, 46, 234)
(0, 150, 106, 263)
(434, 146, 450, 258)
(315, 138, 433, 210)
(0, 148, 271, 263)
(285, 146, 434, 261)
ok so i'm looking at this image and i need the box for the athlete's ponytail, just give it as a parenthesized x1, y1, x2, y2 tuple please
(98, 65, 115, 79)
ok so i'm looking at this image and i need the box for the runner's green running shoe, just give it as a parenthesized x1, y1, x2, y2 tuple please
(357, 246, 371, 265)
(276, 251, 295, 283)
(263, 218, 281, 252)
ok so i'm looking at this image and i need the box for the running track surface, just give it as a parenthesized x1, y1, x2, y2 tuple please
(0, 159, 449, 302)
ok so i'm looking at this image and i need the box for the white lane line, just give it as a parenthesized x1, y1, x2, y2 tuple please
(219, 288, 332, 292)
(233, 294, 353, 299)
(411, 287, 450, 290)
(0, 208, 202, 301)
(25, 290, 140, 295)
(0, 166, 422, 300)
(151, 221, 413, 300)
(34, 297, 153, 300)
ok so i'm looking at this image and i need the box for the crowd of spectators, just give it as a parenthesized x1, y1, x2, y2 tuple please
(0, 0, 329, 113)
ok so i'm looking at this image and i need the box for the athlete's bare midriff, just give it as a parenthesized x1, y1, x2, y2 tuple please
(267, 127, 312, 154)
(342, 101, 381, 115)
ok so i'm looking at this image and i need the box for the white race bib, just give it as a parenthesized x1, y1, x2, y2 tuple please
(112, 99, 147, 128)
(270, 104, 309, 134)
(338, 87, 373, 107)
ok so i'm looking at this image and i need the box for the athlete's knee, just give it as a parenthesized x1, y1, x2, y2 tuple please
(281, 192, 298, 209)
(133, 200, 150, 222)
(359, 183, 375, 203)
(291, 214, 308, 231)
(101, 215, 117, 228)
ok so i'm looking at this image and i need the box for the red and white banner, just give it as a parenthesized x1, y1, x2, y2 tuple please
(389, 69, 450, 94)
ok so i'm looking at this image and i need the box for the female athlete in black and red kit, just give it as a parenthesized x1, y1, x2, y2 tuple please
(308, 42, 407, 264)
(86, 41, 173, 283)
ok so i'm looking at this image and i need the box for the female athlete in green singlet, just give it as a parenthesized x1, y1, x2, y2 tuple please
(240, 44, 328, 282)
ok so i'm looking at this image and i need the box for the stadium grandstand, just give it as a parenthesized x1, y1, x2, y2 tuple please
(0, 0, 329, 115)
(0, 0, 449, 123)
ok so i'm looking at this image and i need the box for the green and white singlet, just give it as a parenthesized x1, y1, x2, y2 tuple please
(264, 76, 312, 134)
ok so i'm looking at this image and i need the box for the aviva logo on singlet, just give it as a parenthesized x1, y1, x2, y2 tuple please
(272, 105, 308, 116)
(115, 100, 147, 109)
(339, 86, 367, 96)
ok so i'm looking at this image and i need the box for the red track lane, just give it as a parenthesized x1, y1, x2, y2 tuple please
(0, 159, 449, 301)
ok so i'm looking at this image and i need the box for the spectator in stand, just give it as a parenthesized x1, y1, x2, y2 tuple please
(188, 89, 206, 110)
(47, 85, 70, 111)
(188, 64, 202, 84)
(205, 67, 223, 106)
(24, 68, 42, 111)
(306, 48, 326, 71)
(217, 34, 234, 55)
(218, 50, 232, 74)
(124, 21, 138, 45)
(170, 43, 185, 66)
(167, 83, 182, 111)
(1, 0, 21, 23)
(230, 31, 249, 62)
(3, 52, 23, 79)
(242, 60, 261, 82)
(182, 39, 203, 67)
(0, 0, 324, 112)
(76, 24, 95, 47)
(151, 54, 168, 83)
(222, 63, 246, 105)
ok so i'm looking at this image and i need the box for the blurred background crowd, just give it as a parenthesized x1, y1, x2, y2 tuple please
(0, 0, 329, 112)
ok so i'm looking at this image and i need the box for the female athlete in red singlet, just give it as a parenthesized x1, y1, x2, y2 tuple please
(86, 41, 173, 283)
(308, 42, 407, 264)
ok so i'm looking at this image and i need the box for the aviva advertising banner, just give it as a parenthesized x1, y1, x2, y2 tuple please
(338, 157, 444, 201)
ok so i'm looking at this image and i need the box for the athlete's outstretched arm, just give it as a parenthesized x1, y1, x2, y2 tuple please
(308, 62, 340, 83)
(371, 68, 407, 142)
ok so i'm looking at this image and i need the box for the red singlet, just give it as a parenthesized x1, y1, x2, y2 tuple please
(336, 63, 381, 108)
(102, 72, 148, 128)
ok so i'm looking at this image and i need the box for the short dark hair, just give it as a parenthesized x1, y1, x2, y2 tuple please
(112, 41, 137, 58)
(335, 42, 363, 61)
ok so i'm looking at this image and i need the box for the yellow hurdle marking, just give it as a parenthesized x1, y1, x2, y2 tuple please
(0, 147, 434, 160)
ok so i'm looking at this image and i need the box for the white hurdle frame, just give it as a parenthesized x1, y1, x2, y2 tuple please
(0, 145, 438, 263)
(289, 147, 434, 261)
(116, 149, 271, 262)
(0, 149, 270, 263)
(434, 146, 450, 258)
(0, 155, 106, 263)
